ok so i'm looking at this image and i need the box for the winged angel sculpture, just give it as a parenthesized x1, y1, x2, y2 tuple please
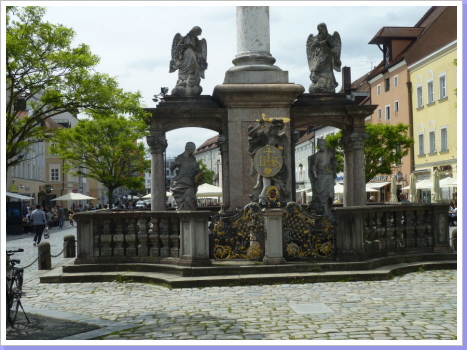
(169, 26, 208, 96)
(306, 23, 341, 93)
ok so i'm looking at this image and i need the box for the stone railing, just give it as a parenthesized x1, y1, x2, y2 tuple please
(333, 203, 452, 261)
(72, 204, 452, 266)
(74, 210, 212, 266)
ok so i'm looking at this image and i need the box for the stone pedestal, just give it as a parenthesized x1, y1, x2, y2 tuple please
(213, 84, 304, 211)
(178, 211, 212, 266)
(262, 208, 286, 265)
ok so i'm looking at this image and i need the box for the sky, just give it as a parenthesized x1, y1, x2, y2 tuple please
(16, 1, 438, 157)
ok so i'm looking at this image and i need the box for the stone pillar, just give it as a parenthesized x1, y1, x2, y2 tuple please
(178, 212, 212, 266)
(262, 208, 286, 265)
(37, 242, 52, 270)
(342, 131, 368, 207)
(217, 132, 230, 210)
(224, 6, 288, 84)
(146, 132, 168, 211)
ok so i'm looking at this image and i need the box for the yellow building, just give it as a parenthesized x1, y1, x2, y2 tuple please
(408, 41, 457, 202)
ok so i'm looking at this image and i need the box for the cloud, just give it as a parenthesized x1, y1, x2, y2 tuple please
(40, 3, 432, 156)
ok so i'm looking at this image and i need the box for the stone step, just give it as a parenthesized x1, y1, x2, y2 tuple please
(39, 259, 456, 289)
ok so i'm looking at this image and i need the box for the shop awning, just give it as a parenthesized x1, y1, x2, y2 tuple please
(6, 192, 34, 200)
(366, 182, 390, 191)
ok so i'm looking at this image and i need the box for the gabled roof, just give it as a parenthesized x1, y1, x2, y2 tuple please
(194, 135, 219, 154)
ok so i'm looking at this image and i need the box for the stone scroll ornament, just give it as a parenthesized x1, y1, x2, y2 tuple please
(169, 26, 208, 97)
(248, 115, 290, 206)
(306, 23, 342, 93)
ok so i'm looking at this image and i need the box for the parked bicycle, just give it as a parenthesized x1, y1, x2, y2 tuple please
(6, 249, 30, 325)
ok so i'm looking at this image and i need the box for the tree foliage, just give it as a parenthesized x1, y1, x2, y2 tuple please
(6, 6, 147, 171)
(197, 159, 215, 185)
(325, 123, 414, 183)
(49, 116, 150, 206)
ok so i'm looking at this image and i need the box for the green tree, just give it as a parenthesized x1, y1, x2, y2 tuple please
(6, 6, 146, 172)
(325, 123, 414, 183)
(49, 115, 150, 206)
(197, 159, 215, 185)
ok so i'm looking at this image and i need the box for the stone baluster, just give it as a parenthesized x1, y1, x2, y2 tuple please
(100, 218, 113, 257)
(159, 217, 171, 257)
(404, 209, 416, 247)
(169, 217, 180, 257)
(375, 211, 386, 250)
(394, 211, 405, 249)
(414, 209, 426, 246)
(137, 216, 149, 257)
(148, 216, 161, 257)
(93, 219, 103, 257)
(384, 211, 396, 250)
(125, 216, 138, 257)
(423, 210, 434, 246)
(113, 216, 125, 257)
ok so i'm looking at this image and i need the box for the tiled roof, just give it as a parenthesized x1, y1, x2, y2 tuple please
(296, 131, 314, 145)
(194, 135, 219, 154)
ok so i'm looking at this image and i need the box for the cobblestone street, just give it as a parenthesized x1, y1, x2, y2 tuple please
(5, 224, 459, 343)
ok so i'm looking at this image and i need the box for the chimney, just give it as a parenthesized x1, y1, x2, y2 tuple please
(342, 66, 351, 95)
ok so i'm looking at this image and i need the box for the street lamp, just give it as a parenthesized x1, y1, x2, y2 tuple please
(152, 87, 169, 102)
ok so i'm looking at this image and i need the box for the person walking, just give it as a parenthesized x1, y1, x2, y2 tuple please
(31, 205, 47, 246)
(57, 205, 64, 228)
(69, 208, 76, 226)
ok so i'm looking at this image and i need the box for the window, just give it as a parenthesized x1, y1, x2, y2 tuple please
(50, 168, 59, 181)
(418, 133, 425, 155)
(394, 75, 399, 87)
(377, 84, 381, 95)
(440, 127, 448, 152)
(429, 130, 436, 153)
(384, 77, 390, 92)
(377, 108, 382, 119)
(385, 105, 390, 121)
(428, 80, 435, 103)
(439, 74, 447, 99)
(416, 85, 423, 108)
(394, 100, 399, 113)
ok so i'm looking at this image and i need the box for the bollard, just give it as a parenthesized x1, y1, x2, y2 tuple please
(451, 228, 457, 252)
(63, 234, 76, 258)
(37, 241, 52, 270)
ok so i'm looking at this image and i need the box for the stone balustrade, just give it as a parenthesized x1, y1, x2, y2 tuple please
(334, 203, 452, 261)
(72, 204, 452, 266)
(74, 210, 212, 266)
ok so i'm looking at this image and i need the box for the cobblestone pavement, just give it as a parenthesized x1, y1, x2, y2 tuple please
(5, 225, 459, 342)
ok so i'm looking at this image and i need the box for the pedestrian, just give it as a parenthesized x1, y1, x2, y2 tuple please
(57, 205, 64, 228)
(69, 208, 76, 226)
(45, 208, 52, 227)
(399, 193, 410, 203)
(31, 204, 47, 246)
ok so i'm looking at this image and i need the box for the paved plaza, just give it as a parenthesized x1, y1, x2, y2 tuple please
(5, 224, 459, 343)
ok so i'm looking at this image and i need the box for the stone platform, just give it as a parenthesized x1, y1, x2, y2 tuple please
(39, 253, 456, 288)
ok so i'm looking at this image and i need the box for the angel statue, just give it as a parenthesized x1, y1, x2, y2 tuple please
(169, 26, 208, 97)
(306, 23, 342, 93)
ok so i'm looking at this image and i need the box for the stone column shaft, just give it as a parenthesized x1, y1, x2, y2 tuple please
(147, 133, 168, 211)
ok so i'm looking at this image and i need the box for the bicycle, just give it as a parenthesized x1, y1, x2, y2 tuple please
(6, 249, 30, 325)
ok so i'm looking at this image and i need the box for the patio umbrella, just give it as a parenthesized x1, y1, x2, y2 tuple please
(142, 192, 172, 199)
(51, 193, 96, 201)
(431, 169, 441, 203)
(409, 173, 418, 202)
(389, 176, 398, 203)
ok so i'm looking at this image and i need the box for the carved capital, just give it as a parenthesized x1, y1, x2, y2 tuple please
(341, 132, 368, 150)
(146, 134, 168, 154)
(216, 133, 228, 153)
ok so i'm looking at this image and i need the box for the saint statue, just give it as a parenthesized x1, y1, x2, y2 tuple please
(170, 26, 208, 96)
(170, 142, 202, 211)
(248, 119, 290, 204)
(306, 23, 342, 93)
(308, 138, 337, 220)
